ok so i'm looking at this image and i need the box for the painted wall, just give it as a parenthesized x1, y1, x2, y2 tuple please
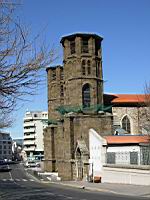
(102, 167, 150, 185)
(89, 129, 106, 176)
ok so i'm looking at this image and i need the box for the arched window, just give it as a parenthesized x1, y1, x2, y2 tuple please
(51, 70, 56, 81)
(81, 60, 86, 75)
(81, 38, 89, 53)
(70, 39, 75, 54)
(87, 60, 91, 75)
(60, 85, 64, 97)
(122, 115, 131, 133)
(60, 69, 64, 80)
(82, 84, 90, 107)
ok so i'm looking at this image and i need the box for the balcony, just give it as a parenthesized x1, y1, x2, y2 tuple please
(24, 128, 35, 133)
(24, 146, 36, 151)
(24, 116, 33, 121)
(24, 134, 35, 139)
(24, 140, 35, 145)
(24, 122, 35, 127)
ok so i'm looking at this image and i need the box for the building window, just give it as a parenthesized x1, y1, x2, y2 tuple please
(87, 60, 91, 75)
(60, 85, 64, 97)
(51, 70, 56, 81)
(122, 115, 131, 133)
(82, 83, 91, 107)
(82, 60, 86, 75)
(81, 38, 89, 53)
(95, 40, 100, 56)
(60, 69, 64, 80)
(70, 39, 75, 54)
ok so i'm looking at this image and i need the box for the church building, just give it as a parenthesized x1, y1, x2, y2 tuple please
(43, 33, 113, 180)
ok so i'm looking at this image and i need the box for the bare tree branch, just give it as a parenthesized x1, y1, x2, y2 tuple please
(141, 81, 150, 135)
(0, 0, 58, 130)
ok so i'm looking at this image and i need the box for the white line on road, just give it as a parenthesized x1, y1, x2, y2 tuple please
(57, 194, 66, 197)
(44, 192, 55, 196)
(8, 164, 13, 181)
(57, 194, 73, 199)
(1, 179, 35, 182)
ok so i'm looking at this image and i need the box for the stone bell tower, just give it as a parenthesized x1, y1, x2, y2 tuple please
(60, 33, 103, 109)
(44, 33, 113, 181)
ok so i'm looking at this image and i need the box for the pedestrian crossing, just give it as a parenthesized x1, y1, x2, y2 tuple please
(1, 178, 35, 182)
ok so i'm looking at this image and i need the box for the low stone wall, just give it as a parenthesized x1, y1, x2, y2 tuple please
(102, 165, 150, 185)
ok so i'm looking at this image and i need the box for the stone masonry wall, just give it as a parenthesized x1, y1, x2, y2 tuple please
(112, 106, 149, 134)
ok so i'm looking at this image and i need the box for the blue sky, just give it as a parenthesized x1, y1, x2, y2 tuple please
(8, 0, 150, 139)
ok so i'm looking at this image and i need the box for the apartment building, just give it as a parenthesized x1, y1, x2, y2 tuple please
(23, 111, 48, 160)
(0, 132, 12, 160)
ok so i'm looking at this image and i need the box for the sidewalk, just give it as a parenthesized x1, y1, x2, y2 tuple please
(27, 169, 150, 198)
(50, 180, 150, 198)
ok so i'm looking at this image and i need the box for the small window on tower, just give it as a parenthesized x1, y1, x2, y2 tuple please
(70, 39, 75, 54)
(87, 60, 91, 75)
(51, 70, 56, 81)
(60, 85, 64, 97)
(95, 40, 100, 56)
(82, 60, 86, 75)
(81, 38, 89, 53)
(82, 83, 91, 107)
(60, 69, 64, 80)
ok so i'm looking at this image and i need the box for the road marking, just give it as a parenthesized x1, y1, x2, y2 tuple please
(44, 192, 55, 196)
(30, 179, 34, 182)
(22, 179, 27, 181)
(1, 179, 35, 182)
(66, 197, 73, 199)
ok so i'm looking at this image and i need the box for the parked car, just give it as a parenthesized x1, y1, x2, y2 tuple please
(0, 160, 5, 165)
(24, 160, 40, 168)
(0, 165, 12, 172)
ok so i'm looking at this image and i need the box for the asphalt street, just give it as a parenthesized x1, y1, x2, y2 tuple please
(0, 163, 148, 200)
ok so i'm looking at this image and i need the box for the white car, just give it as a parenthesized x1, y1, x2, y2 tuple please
(24, 161, 39, 168)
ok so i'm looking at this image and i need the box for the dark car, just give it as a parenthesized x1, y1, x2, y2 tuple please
(0, 165, 12, 172)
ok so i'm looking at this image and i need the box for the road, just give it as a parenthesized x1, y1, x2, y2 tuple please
(0, 163, 147, 200)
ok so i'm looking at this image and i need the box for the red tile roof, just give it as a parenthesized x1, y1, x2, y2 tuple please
(111, 94, 146, 104)
(104, 135, 150, 144)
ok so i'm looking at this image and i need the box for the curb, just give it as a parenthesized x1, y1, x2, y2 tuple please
(46, 181, 150, 198)
(47, 181, 120, 195)
(24, 170, 150, 199)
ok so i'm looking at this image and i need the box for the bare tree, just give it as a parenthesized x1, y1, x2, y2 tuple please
(143, 82, 150, 133)
(144, 82, 150, 108)
(0, 1, 57, 129)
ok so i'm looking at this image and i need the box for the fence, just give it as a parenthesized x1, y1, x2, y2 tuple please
(106, 147, 150, 166)
(106, 152, 139, 165)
